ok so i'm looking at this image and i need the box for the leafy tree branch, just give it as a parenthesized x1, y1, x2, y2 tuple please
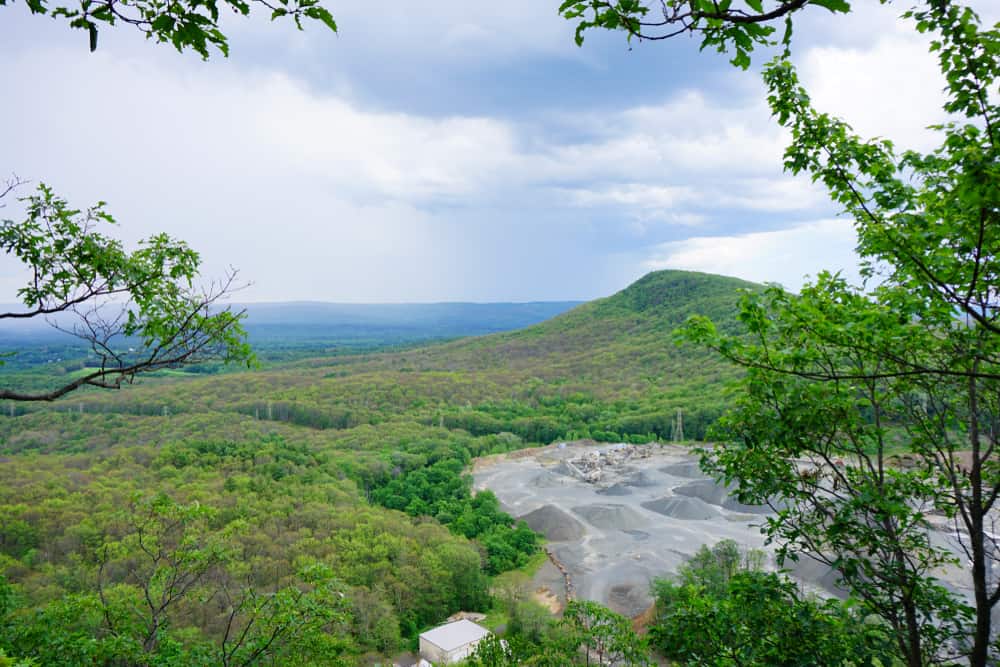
(0, 182, 253, 401)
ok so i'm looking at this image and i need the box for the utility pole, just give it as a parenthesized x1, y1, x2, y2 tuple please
(673, 408, 684, 443)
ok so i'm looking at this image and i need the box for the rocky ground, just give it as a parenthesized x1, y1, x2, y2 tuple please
(473, 441, 973, 620)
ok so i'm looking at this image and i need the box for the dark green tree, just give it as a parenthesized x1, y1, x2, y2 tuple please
(651, 540, 898, 666)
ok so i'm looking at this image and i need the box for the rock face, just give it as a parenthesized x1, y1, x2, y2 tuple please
(519, 505, 586, 542)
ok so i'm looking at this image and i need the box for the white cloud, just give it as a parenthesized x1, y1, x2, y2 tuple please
(546, 90, 789, 180)
(291, 0, 579, 66)
(564, 184, 696, 210)
(2, 45, 823, 304)
(797, 31, 947, 152)
(15, 4, 956, 303)
(643, 218, 861, 292)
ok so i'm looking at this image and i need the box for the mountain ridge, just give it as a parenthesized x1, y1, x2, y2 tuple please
(8, 269, 759, 444)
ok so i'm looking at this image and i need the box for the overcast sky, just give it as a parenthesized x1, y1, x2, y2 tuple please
(1, 1, 991, 303)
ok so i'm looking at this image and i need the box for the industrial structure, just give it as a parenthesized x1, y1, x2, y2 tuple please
(417, 619, 491, 664)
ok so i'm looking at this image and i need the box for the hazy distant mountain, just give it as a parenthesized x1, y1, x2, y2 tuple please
(0, 301, 583, 346)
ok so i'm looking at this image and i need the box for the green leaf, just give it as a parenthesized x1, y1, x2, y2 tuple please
(809, 0, 851, 13)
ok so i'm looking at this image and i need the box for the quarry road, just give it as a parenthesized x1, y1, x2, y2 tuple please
(473, 441, 972, 619)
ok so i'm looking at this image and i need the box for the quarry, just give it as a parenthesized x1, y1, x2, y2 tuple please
(472, 441, 971, 620)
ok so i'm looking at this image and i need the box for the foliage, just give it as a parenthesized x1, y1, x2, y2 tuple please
(0, 183, 253, 402)
(670, 1, 1000, 665)
(469, 633, 516, 667)
(0, 0, 336, 57)
(371, 461, 538, 575)
(475, 597, 652, 666)
(4, 269, 751, 442)
(651, 552, 899, 666)
(558, 600, 651, 666)
(0, 431, 493, 662)
(559, 0, 855, 68)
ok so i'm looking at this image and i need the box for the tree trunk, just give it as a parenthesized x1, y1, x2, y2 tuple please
(967, 372, 991, 667)
(902, 595, 924, 667)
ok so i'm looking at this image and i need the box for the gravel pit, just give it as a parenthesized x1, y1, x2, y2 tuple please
(473, 441, 975, 618)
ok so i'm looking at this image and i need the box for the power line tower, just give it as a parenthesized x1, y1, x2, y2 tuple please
(673, 408, 684, 443)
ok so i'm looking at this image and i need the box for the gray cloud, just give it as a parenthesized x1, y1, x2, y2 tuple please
(2, 2, 976, 302)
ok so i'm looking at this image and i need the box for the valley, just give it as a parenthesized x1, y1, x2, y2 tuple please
(0, 268, 988, 665)
(0, 270, 759, 665)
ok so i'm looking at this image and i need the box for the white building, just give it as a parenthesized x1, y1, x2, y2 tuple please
(418, 619, 491, 664)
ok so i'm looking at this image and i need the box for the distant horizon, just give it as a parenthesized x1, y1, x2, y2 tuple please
(0, 267, 770, 310)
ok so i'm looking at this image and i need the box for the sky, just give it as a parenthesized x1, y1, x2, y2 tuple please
(0, 1, 990, 303)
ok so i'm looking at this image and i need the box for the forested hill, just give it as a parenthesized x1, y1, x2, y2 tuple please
(5, 269, 759, 444)
(376, 269, 758, 374)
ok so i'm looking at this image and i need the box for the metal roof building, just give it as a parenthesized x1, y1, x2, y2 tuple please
(418, 619, 491, 664)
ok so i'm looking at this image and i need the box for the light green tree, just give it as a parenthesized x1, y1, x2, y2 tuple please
(1, 183, 254, 401)
(566, 0, 1000, 664)
(1, 0, 337, 399)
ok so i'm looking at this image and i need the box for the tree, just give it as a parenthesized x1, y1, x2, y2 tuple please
(2, 0, 337, 397)
(650, 540, 899, 666)
(565, 0, 1000, 664)
(1, 180, 254, 401)
(559, 600, 651, 666)
(0, 0, 336, 57)
(559, 0, 853, 69)
(92, 495, 350, 666)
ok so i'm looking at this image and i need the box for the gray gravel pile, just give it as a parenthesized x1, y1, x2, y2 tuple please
(659, 461, 708, 478)
(519, 505, 586, 542)
(596, 483, 633, 496)
(642, 495, 720, 520)
(673, 479, 731, 505)
(571, 503, 649, 531)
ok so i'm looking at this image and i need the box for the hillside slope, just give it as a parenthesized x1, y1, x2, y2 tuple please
(5, 270, 758, 443)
